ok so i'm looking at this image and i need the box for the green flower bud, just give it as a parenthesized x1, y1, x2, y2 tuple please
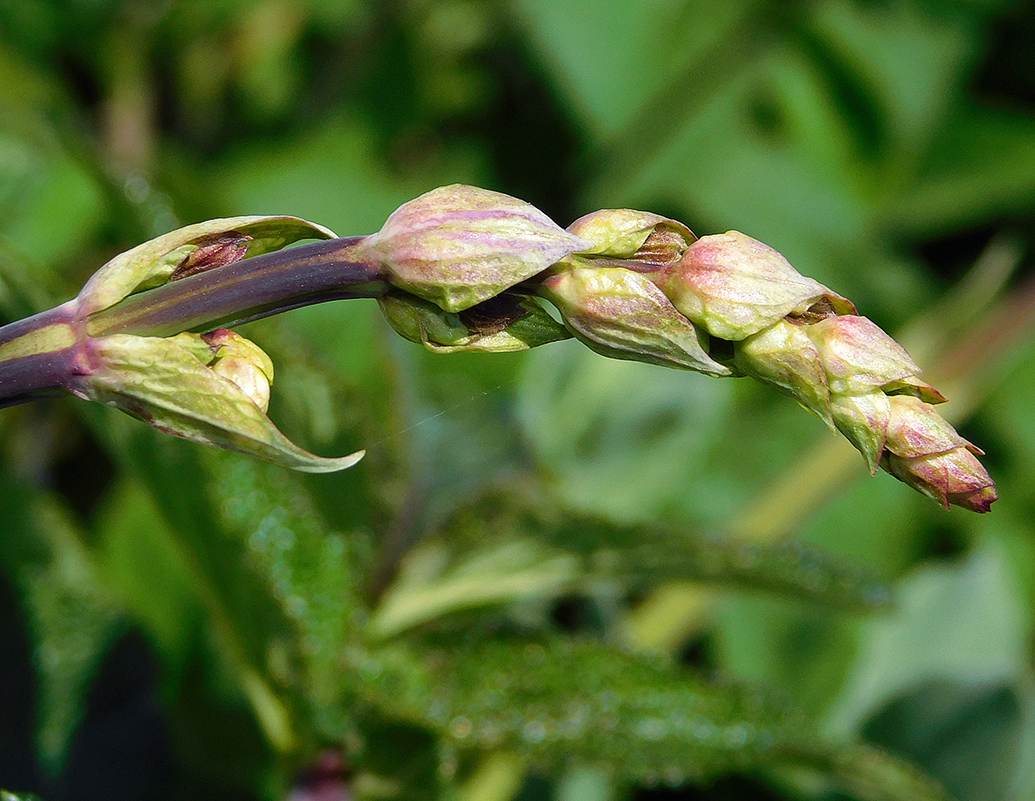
(734, 319, 832, 425)
(360, 184, 590, 313)
(657, 231, 852, 340)
(567, 209, 695, 264)
(200, 328, 275, 412)
(880, 395, 997, 512)
(71, 333, 361, 473)
(378, 291, 570, 353)
(539, 262, 730, 374)
(829, 390, 891, 475)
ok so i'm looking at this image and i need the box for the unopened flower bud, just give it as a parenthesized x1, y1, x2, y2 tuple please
(361, 184, 589, 313)
(378, 291, 570, 353)
(200, 328, 275, 412)
(880, 395, 997, 512)
(806, 315, 919, 395)
(657, 231, 853, 341)
(829, 390, 891, 474)
(540, 262, 730, 374)
(567, 209, 695, 265)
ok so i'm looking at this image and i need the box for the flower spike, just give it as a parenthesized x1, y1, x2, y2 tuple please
(0, 186, 997, 508)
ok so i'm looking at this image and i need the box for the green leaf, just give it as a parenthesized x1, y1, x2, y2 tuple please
(0, 462, 121, 773)
(861, 680, 1023, 801)
(364, 637, 949, 801)
(203, 452, 370, 722)
(826, 541, 1028, 738)
(808, 0, 976, 156)
(76, 215, 336, 315)
(517, 341, 732, 521)
(82, 412, 303, 755)
(91, 478, 203, 683)
(511, 0, 748, 138)
(888, 106, 1035, 234)
(79, 334, 363, 473)
(368, 486, 890, 638)
(371, 636, 803, 782)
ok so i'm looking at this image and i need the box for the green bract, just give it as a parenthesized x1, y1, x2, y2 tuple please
(71, 334, 362, 473)
(77, 216, 337, 315)
(541, 261, 730, 375)
(378, 291, 571, 353)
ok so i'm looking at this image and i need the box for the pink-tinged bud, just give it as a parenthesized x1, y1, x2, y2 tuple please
(880, 395, 996, 512)
(540, 263, 730, 374)
(567, 209, 695, 264)
(807, 315, 920, 395)
(361, 184, 590, 313)
(657, 232, 839, 341)
(733, 319, 832, 425)
(378, 291, 570, 353)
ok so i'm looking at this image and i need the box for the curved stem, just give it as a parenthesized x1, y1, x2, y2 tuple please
(0, 237, 390, 408)
(86, 236, 389, 338)
(0, 303, 83, 407)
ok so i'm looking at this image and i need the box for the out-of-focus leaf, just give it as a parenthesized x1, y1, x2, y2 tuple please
(510, 0, 751, 138)
(362, 637, 948, 801)
(0, 238, 61, 319)
(0, 463, 121, 774)
(517, 341, 732, 522)
(203, 451, 370, 730)
(377, 636, 802, 782)
(91, 478, 203, 685)
(369, 486, 890, 638)
(0, 98, 105, 273)
(712, 595, 861, 720)
(825, 541, 1027, 738)
(862, 680, 1023, 801)
(85, 412, 301, 754)
(888, 106, 1035, 235)
(808, 0, 976, 158)
(354, 717, 440, 801)
(216, 112, 488, 237)
(1, 791, 45, 801)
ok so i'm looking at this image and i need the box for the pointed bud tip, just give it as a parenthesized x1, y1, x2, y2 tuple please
(952, 484, 998, 513)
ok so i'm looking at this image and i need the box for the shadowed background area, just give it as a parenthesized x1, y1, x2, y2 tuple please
(1, 1, 1035, 800)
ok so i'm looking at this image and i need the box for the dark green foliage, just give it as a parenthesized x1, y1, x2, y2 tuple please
(2, 1, 1035, 800)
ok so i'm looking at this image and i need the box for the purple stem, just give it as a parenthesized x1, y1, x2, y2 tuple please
(0, 237, 390, 407)
(0, 304, 83, 407)
(86, 236, 388, 337)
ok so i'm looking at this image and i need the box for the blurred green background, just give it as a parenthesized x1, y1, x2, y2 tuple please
(2, 0, 1035, 799)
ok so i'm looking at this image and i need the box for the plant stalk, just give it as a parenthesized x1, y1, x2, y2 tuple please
(85, 236, 387, 337)
(0, 237, 389, 407)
